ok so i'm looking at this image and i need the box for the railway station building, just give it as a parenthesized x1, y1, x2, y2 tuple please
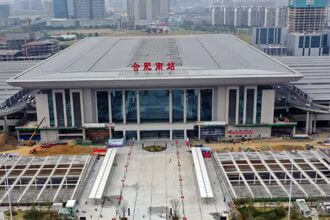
(7, 34, 303, 142)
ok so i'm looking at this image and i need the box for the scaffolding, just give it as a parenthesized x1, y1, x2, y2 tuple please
(214, 150, 330, 199)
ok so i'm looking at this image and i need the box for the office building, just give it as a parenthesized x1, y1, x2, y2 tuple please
(127, 0, 169, 25)
(288, 0, 328, 33)
(74, 0, 105, 19)
(0, 4, 10, 19)
(30, 0, 42, 10)
(7, 34, 303, 142)
(53, 0, 68, 19)
(212, 6, 288, 28)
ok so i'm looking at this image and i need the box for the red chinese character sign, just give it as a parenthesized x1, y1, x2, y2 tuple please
(132, 62, 175, 72)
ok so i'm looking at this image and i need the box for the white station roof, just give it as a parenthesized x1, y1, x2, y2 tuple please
(7, 34, 301, 89)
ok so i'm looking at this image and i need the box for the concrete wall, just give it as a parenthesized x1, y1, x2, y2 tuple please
(215, 86, 227, 122)
(82, 89, 94, 123)
(226, 125, 272, 139)
(261, 89, 275, 124)
(40, 130, 58, 142)
(35, 93, 50, 127)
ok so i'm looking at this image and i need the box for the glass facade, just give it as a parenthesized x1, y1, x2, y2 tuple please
(111, 91, 123, 123)
(246, 89, 255, 124)
(97, 91, 109, 123)
(228, 89, 237, 124)
(200, 89, 212, 121)
(172, 90, 184, 122)
(125, 91, 137, 123)
(47, 91, 55, 127)
(186, 89, 198, 122)
(65, 90, 72, 127)
(239, 86, 244, 124)
(72, 92, 82, 127)
(140, 90, 169, 123)
(55, 92, 65, 127)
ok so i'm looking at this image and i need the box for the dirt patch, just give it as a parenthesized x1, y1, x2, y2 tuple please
(0, 132, 18, 152)
(30, 144, 96, 157)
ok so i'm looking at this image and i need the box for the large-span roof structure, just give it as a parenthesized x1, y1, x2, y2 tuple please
(214, 150, 330, 199)
(0, 154, 94, 206)
(277, 56, 330, 102)
(0, 61, 38, 104)
(7, 34, 301, 89)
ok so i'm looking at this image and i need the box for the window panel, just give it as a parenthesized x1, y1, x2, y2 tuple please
(125, 91, 137, 123)
(228, 89, 237, 125)
(186, 89, 198, 122)
(200, 89, 212, 121)
(111, 91, 123, 123)
(97, 91, 109, 123)
(140, 90, 169, 123)
(172, 90, 184, 122)
(72, 92, 82, 127)
(55, 92, 65, 127)
(65, 90, 72, 127)
(246, 89, 255, 124)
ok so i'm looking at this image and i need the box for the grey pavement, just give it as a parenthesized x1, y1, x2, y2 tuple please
(77, 141, 229, 220)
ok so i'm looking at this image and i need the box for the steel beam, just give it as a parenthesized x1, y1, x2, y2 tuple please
(269, 151, 308, 198)
(228, 152, 255, 198)
(0, 157, 35, 204)
(0, 156, 23, 186)
(284, 151, 325, 197)
(70, 155, 92, 200)
(297, 151, 330, 184)
(35, 155, 63, 202)
(243, 152, 273, 198)
(213, 153, 238, 199)
(52, 156, 77, 202)
(17, 156, 50, 203)
(255, 152, 289, 197)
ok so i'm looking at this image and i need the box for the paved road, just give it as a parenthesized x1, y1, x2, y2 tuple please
(77, 141, 229, 220)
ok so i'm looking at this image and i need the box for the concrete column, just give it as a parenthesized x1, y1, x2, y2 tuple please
(313, 113, 317, 134)
(109, 90, 112, 123)
(170, 129, 173, 140)
(292, 126, 296, 137)
(184, 129, 187, 139)
(198, 89, 201, 122)
(169, 90, 172, 124)
(184, 89, 187, 123)
(198, 125, 201, 140)
(123, 130, 126, 139)
(137, 91, 140, 124)
(122, 90, 126, 124)
(137, 130, 140, 141)
(4, 116, 7, 132)
(83, 129, 86, 141)
(306, 112, 310, 135)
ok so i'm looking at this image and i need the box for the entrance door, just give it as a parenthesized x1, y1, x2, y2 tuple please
(140, 130, 170, 139)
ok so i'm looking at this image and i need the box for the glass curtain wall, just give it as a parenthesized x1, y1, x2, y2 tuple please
(200, 89, 212, 121)
(125, 91, 137, 123)
(228, 89, 237, 124)
(97, 91, 109, 123)
(172, 90, 184, 122)
(140, 90, 169, 123)
(65, 90, 72, 127)
(46, 90, 55, 127)
(246, 89, 255, 124)
(72, 92, 82, 127)
(186, 89, 198, 122)
(111, 91, 123, 123)
(55, 92, 65, 127)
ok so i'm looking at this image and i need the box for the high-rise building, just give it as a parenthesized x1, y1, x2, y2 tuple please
(127, 0, 169, 24)
(53, 0, 68, 18)
(0, 4, 10, 19)
(73, 0, 105, 19)
(30, 0, 42, 10)
(288, 0, 328, 33)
